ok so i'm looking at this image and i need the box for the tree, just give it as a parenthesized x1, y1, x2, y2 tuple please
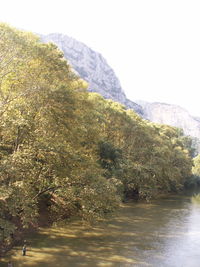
(0, 24, 120, 243)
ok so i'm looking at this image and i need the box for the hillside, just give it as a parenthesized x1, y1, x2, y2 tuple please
(40, 33, 144, 115)
(0, 23, 195, 255)
(137, 101, 200, 154)
(40, 33, 200, 154)
(138, 101, 200, 138)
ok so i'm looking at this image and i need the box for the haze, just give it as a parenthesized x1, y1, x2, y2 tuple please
(1, 0, 200, 116)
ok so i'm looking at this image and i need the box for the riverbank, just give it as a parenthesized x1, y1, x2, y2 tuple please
(0, 191, 190, 259)
(2, 192, 200, 267)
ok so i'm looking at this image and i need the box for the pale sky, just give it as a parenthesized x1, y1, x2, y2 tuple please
(1, 0, 200, 116)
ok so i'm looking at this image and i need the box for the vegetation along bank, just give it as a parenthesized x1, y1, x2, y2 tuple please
(0, 24, 199, 254)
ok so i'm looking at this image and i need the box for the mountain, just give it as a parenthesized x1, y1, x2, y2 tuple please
(137, 101, 200, 138)
(40, 33, 143, 115)
(137, 101, 200, 154)
(40, 33, 200, 154)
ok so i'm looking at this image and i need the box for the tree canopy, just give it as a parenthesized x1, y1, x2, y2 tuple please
(0, 24, 194, 246)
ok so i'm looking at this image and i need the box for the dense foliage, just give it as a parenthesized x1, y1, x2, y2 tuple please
(192, 154, 200, 176)
(185, 154, 200, 188)
(0, 24, 194, 245)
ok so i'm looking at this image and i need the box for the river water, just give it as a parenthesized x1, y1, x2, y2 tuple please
(2, 192, 200, 267)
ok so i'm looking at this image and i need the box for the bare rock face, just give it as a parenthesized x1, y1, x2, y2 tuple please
(139, 101, 200, 138)
(40, 33, 143, 115)
(40, 33, 200, 153)
(137, 101, 200, 154)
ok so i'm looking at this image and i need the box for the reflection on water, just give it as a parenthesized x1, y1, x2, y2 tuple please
(2, 192, 200, 266)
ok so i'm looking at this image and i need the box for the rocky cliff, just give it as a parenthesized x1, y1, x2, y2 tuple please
(40, 33, 143, 115)
(137, 101, 200, 154)
(137, 101, 200, 138)
(40, 33, 200, 154)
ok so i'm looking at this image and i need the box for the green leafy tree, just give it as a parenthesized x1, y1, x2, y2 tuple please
(0, 24, 119, 244)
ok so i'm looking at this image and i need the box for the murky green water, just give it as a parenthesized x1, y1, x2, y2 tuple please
(2, 192, 200, 266)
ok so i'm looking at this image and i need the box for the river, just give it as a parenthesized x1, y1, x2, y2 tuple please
(2, 192, 200, 266)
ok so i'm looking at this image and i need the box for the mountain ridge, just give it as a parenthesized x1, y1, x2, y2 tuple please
(40, 33, 144, 115)
(136, 101, 200, 138)
(40, 32, 200, 153)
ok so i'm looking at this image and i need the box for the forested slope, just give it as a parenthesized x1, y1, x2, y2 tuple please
(41, 33, 143, 115)
(0, 24, 193, 249)
(41, 33, 200, 153)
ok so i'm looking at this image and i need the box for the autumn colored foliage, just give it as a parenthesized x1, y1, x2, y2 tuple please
(0, 24, 193, 245)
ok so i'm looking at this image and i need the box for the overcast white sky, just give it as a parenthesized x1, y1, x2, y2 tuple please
(1, 0, 200, 116)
